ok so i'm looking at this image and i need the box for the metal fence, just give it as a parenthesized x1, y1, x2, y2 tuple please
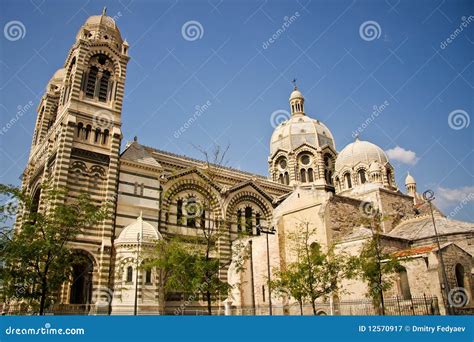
(1, 295, 440, 316)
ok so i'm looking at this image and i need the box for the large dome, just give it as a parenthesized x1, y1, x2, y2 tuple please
(335, 138, 388, 173)
(270, 115, 335, 156)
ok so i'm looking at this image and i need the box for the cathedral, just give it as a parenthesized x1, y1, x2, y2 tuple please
(18, 12, 473, 315)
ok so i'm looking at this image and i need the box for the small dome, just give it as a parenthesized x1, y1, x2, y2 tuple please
(270, 115, 335, 155)
(51, 68, 66, 81)
(84, 15, 117, 30)
(335, 138, 388, 173)
(115, 213, 161, 245)
(289, 89, 304, 100)
(405, 172, 416, 185)
(78, 12, 123, 44)
(46, 68, 65, 92)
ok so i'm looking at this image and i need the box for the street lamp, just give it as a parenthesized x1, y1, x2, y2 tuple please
(256, 224, 276, 316)
(423, 190, 451, 315)
(134, 232, 141, 316)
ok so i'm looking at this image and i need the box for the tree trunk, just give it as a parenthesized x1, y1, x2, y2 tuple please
(39, 278, 48, 315)
(311, 299, 317, 315)
(206, 290, 212, 315)
(299, 301, 303, 315)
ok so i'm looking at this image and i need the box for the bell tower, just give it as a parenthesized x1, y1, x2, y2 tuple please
(20, 9, 130, 310)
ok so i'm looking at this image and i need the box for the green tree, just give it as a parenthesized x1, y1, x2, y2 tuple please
(355, 210, 401, 315)
(271, 263, 307, 315)
(0, 183, 108, 315)
(142, 236, 198, 314)
(272, 221, 353, 315)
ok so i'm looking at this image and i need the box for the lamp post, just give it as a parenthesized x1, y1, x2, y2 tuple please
(134, 232, 140, 316)
(423, 190, 452, 315)
(256, 224, 276, 316)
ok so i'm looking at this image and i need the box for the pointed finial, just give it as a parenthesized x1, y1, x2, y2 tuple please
(354, 133, 360, 141)
(133, 136, 138, 142)
(291, 78, 298, 90)
(102, 7, 107, 16)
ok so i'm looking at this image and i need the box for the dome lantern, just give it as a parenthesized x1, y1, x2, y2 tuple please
(405, 172, 417, 196)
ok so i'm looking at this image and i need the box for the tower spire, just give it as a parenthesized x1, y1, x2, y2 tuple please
(102, 6, 107, 16)
(291, 78, 298, 90)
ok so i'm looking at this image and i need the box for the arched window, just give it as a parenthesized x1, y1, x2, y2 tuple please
(256, 212, 261, 227)
(278, 174, 284, 184)
(145, 269, 152, 284)
(77, 122, 83, 138)
(126, 266, 133, 283)
(284, 172, 289, 185)
(386, 169, 392, 186)
(308, 168, 314, 182)
(335, 177, 340, 190)
(186, 197, 196, 228)
(85, 66, 98, 98)
(102, 129, 109, 145)
(98, 71, 111, 102)
(177, 199, 183, 225)
(300, 169, 307, 183)
(31, 188, 41, 215)
(328, 171, 333, 184)
(85, 125, 92, 141)
(245, 207, 252, 235)
(358, 170, 367, 184)
(94, 128, 101, 143)
(397, 267, 411, 299)
(237, 209, 242, 232)
(344, 173, 352, 189)
(455, 263, 465, 289)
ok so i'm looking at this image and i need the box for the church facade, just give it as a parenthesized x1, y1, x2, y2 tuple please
(18, 12, 473, 315)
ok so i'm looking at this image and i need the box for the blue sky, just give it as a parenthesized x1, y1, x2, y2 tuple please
(0, 0, 472, 222)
